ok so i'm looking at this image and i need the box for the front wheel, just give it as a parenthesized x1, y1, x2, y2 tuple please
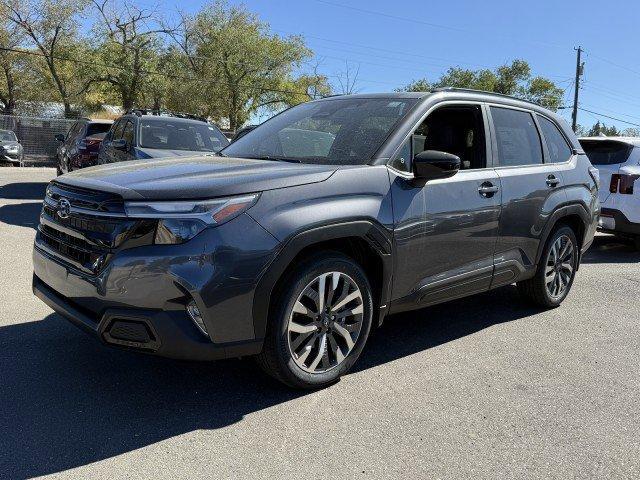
(517, 226, 579, 308)
(256, 252, 373, 389)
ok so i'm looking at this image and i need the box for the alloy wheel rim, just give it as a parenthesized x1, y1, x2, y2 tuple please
(545, 234, 575, 299)
(287, 271, 364, 374)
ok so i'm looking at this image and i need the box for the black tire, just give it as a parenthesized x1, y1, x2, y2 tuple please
(517, 225, 579, 308)
(56, 164, 62, 176)
(634, 236, 640, 251)
(256, 251, 373, 389)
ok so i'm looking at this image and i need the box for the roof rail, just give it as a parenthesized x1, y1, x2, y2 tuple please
(124, 108, 209, 123)
(431, 87, 542, 107)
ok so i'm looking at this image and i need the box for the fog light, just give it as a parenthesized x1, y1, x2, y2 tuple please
(187, 300, 209, 338)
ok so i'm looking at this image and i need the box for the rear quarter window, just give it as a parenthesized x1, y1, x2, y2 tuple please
(538, 115, 573, 163)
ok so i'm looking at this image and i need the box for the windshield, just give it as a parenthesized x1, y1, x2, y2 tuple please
(580, 140, 633, 165)
(86, 123, 112, 136)
(140, 118, 229, 152)
(221, 97, 418, 165)
(0, 130, 17, 142)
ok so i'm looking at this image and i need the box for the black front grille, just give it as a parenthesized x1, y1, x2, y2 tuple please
(38, 182, 156, 272)
(39, 224, 102, 268)
(46, 182, 125, 214)
(42, 203, 117, 234)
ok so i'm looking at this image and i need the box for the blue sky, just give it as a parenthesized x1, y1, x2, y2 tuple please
(150, 0, 640, 131)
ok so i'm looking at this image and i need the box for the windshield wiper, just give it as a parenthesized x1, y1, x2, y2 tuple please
(251, 155, 301, 163)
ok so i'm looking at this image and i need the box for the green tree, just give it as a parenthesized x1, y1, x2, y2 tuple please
(399, 59, 564, 111)
(621, 127, 640, 137)
(174, 0, 329, 130)
(586, 121, 620, 137)
(2, 0, 89, 117)
(90, 0, 171, 111)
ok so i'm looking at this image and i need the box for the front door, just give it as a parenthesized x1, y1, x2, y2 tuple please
(389, 103, 501, 310)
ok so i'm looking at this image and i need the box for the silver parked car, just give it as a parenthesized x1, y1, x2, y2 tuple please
(0, 129, 24, 165)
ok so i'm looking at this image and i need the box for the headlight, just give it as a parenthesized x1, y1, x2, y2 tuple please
(124, 193, 260, 244)
(5, 145, 18, 152)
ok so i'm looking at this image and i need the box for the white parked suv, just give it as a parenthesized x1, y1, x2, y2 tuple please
(580, 137, 640, 249)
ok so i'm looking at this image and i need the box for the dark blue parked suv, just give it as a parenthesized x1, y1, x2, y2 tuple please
(98, 110, 229, 164)
(33, 90, 599, 389)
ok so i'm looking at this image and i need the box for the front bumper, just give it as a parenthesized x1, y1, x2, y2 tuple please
(32, 213, 280, 360)
(1, 150, 22, 164)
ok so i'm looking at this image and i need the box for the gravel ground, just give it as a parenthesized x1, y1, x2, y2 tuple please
(1, 168, 639, 479)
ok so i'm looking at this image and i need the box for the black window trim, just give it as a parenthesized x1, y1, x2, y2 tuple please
(486, 103, 549, 170)
(386, 100, 494, 178)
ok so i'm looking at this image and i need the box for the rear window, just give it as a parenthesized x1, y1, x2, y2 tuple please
(490, 106, 543, 166)
(86, 123, 112, 136)
(139, 118, 229, 152)
(579, 140, 633, 165)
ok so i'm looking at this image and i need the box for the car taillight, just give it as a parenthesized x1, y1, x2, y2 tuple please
(610, 174, 639, 194)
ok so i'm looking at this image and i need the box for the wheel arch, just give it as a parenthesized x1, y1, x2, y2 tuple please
(252, 220, 393, 341)
(535, 203, 591, 267)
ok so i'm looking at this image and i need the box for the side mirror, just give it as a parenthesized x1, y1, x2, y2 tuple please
(54, 134, 65, 142)
(413, 150, 461, 180)
(111, 139, 127, 150)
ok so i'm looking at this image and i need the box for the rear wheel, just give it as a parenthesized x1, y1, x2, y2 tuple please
(256, 252, 373, 389)
(517, 225, 578, 308)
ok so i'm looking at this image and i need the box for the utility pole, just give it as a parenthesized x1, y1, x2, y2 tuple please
(572, 46, 584, 132)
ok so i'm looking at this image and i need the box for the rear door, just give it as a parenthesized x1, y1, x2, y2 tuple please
(488, 106, 569, 284)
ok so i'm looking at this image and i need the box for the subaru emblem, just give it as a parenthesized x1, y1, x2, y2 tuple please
(57, 198, 71, 219)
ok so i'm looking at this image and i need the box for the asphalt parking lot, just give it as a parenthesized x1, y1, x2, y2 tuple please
(1, 167, 639, 479)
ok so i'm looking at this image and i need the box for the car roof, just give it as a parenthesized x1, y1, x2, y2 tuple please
(314, 89, 558, 113)
(87, 119, 113, 124)
(579, 136, 640, 146)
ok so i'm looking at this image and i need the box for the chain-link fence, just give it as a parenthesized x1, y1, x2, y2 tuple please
(0, 115, 77, 166)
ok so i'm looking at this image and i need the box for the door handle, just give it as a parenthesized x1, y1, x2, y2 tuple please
(546, 175, 560, 187)
(478, 182, 499, 197)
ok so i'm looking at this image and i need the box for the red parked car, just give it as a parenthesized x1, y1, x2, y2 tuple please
(55, 119, 113, 175)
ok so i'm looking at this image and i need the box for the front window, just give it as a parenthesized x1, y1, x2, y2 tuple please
(0, 131, 17, 141)
(140, 119, 229, 152)
(221, 97, 418, 165)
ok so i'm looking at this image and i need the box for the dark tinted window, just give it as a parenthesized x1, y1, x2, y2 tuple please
(222, 97, 418, 165)
(139, 119, 228, 152)
(122, 121, 134, 145)
(112, 120, 125, 140)
(86, 123, 112, 136)
(538, 116, 572, 163)
(579, 140, 633, 165)
(491, 107, 543, 166)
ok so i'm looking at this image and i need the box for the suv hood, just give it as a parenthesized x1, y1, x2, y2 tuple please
(57, 155, 337, 200)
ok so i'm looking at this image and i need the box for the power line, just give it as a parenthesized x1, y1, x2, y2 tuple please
(578, 107, 640, 128)
(309, 0, 567, 50)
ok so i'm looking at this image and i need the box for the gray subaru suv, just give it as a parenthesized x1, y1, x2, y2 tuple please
(33, 90, 599, 389)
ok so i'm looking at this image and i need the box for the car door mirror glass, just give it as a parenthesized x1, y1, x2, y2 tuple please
(413, 150, 461, 180)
